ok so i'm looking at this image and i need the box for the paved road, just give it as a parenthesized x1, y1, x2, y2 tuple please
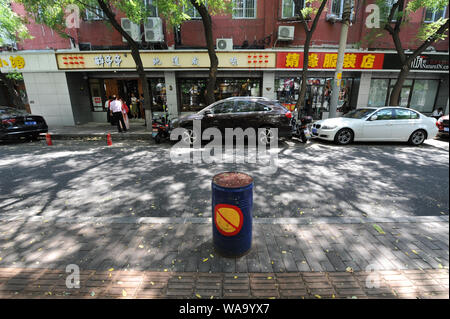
(0, 137, 448, 220)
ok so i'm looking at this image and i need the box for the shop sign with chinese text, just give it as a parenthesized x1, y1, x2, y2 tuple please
(276, 52, 385, 70)
(56, 52, 277, 70)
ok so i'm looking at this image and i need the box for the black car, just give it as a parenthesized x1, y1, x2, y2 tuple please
(171, 97, 292, 144)
(0, 106, 48, 140)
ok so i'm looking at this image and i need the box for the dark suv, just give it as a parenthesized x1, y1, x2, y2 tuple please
(171, 97, 292, 143)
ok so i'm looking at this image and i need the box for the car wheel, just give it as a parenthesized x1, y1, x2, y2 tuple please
(181, 127, 198, 146)
(258, 126, 275, 145)
(409, 129, 427, 146)
(334, 128, 354, 145)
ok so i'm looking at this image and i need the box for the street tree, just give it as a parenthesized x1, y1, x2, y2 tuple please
(369, 0, 449, 106)
(154, 0, 232, 105)
(0, 0, 32, 109)
(293, 0, 328, 118)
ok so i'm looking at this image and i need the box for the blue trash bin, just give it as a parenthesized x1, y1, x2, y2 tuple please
(212, 172, 253, 257)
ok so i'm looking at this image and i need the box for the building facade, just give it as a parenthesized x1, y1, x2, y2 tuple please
(1, 0, 448, 126)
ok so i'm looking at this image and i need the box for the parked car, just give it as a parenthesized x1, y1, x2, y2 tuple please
(311, 107, 438, 146)
(436, 114, 449, 138)
(0, 106, 48, 140)
(171, 97, 292, 144)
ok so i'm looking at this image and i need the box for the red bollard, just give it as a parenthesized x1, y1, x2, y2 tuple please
(45, 133, 53, 146)
(107, 133, 112, 146)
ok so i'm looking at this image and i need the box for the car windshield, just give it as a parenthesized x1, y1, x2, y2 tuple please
(342, 108, 375, 119)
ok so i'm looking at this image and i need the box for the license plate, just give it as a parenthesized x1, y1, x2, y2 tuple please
(312, 128, 317, 134)
(444, 127, 449, 132)
(304, 129, 311, 138)
(25, 121, 37, 126)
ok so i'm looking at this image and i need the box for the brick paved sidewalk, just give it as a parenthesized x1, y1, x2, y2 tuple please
(0, 268, 448, 299)
(0, 217, 448, 299)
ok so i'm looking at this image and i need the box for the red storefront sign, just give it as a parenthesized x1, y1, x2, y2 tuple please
(276, 52, 385, 70)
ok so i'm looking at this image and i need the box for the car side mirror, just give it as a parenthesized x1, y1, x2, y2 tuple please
(370, 115, 378, 121)
(204, 109, 212, 117)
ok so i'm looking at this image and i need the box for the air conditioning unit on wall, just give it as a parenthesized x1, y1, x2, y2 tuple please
(121, 18, 141, 42)
(278, 26, 295, 41)
(326, 13, 338, 24)
(216, 38, 233, 50)
(144, 17, 164, 42)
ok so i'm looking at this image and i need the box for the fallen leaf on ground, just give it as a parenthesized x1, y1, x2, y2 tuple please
(373, 224, 385, 234)
(315, 294, 322, 299)
(346, 267, 354, 273)
(203, 258, 208, 262)
(122, 289, 127, 297)
(412, 250, 419, 255)
(108, 268, 114, 272)
(196, 293, 201, 298)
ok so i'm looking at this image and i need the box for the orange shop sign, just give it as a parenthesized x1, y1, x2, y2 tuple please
(276, 52, 385, 70)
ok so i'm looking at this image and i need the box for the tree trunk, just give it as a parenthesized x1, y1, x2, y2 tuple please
(389, 65, 409, 106)
(191, 0, 218, 105)
(296, 34, 312, 119)
(0, 72, 25, 110)
(96, 0, 153, 129)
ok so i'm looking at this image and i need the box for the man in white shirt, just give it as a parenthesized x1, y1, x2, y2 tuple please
(110, 96, 127, 133)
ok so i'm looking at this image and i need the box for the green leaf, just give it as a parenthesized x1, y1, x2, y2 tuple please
(373, 224, 386, 235)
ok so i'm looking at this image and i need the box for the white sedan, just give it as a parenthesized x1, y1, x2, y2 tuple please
(311, 107, 438, 146)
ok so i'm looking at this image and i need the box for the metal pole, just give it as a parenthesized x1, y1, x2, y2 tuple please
(329, 0, 351, 119)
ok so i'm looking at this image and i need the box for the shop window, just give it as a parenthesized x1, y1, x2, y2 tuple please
(275, 77, 353, 118)
(179, 78, 261, 113)
(149, 78, 166, 112)
(233, 0, 257, 19)
(368, 79, 389, 107)
(89, 79, 104, 112)
(409, 80, 439, 113)
(388, 79, 413, 107)
(424, 6, 447, 23)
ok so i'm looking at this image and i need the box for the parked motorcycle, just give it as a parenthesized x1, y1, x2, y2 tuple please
(291, 115, 313, 143)
(152, 112, 171, 144)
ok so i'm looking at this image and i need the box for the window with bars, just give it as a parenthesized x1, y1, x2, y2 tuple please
(424, 6, 447, 23)
(281, 0, 305, 19)
(183, 1, 202, 19)
(84, 7, 105, 21)
(233, 0, 257, 19)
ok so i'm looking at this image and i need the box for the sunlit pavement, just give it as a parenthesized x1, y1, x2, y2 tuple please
(0, 137, 448, 298)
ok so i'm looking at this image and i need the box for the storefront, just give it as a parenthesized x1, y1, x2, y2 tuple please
(3, 49, 448, 127)
(273, 51, 386, 119)
(367, 53, 449, 115)
(53, 50, 276, 123)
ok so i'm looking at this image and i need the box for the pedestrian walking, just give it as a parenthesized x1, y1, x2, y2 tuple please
(110, 96, 127, 133)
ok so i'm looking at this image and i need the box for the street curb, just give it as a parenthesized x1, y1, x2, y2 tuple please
(0, 214, 447, 225)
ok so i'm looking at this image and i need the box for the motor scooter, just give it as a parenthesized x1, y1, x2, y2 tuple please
(152, 111, 171, 144)
(291, 115, 313, 143)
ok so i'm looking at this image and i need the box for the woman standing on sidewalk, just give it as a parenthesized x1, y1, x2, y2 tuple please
(120, 97, 130, 131)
